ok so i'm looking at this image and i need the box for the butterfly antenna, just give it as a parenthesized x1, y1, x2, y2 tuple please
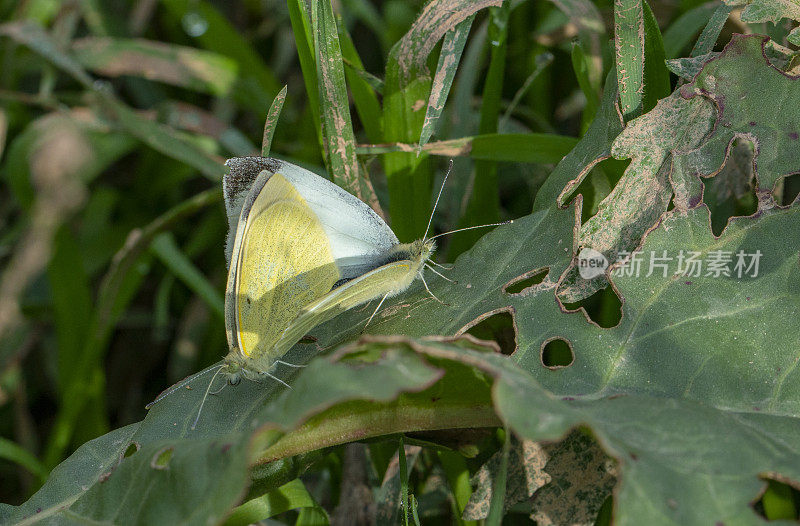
(145, 364, 223, 409)
(425, 263, 456, 283)
(363, 293, 390, 331)
(423, 160, 454, 241)
(427, 220, 513, 241)
(191, 365, 226, 430)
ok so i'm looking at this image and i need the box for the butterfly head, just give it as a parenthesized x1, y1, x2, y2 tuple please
(409, 238, 436, 266)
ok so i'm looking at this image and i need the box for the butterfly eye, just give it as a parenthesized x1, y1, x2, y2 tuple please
(229, 377, 241, 386)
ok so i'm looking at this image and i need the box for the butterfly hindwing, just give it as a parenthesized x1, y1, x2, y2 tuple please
(271, 259, 422, 357)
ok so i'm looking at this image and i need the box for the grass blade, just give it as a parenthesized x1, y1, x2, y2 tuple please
(149, 232, 224, 320)
(501, 51, 554, 129)
(288, 0, 322, 152)
(641, 0, 670, 113)
(383, 0, 501, 240)
(572, 41, 599, 135)
(71, 37, 238, 96)
(338, 22, 382, 143)
(224, 479, 319, 525)
(662, 1, 722, 58)
(451, 2, 510, 257)
(419, 15, 474, 150)
(614, 0, 669, 120)
(0, 437, 47, 483)
(263, 85, 288, 157)
(690, 3, 733, 57)
(356, 133, 578, 164)
(485, 430, 510, 526)
(313, 0, 365, 198)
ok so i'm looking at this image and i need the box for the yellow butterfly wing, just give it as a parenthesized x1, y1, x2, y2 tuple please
(270, 258, 423, 358)
(226, 172, 341, 364)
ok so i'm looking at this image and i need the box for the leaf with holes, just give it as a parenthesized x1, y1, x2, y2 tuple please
(8, 26, 800, 526)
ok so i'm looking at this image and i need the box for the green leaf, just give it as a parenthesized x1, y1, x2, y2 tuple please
(665, 52, 719, 80)
(560, 88, 716, 302)
(675, 35, 800, 203)
(66, 437, 249, 525)
(723, 0, 800, 45)
(224, 479, 321, 526)
(71, 37, 239, 96)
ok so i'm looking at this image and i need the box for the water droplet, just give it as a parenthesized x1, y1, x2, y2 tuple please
(92, 79, 113, 93)
(182, 11, 208, 37)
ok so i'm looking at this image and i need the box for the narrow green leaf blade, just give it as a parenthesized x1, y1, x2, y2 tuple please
(419, 15, 474, 149)
(313, 0, 363, 197)
(690, 3, 733, 57)
(262, 85, 288, 157)
(71, 37, 238, 96)
(149, 233, 224, 319)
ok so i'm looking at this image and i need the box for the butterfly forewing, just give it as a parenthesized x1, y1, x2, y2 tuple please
(229, 173, 340, 361)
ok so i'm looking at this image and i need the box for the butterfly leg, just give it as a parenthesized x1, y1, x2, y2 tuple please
(427, 259, 454, 271)
(421, 273, 448, 305)
(274, 360, 306, 368)
(210, 382, 228, 395)
(425, 263, 456, 283)
(362, 292, 390, 332)
(259, 370, 292, 389)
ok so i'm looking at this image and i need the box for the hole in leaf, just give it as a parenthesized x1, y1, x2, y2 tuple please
(560, 157, 630, 224)
(151, 447, 174, 470)
(504, 267, 549, 295)
(460, 308, 518, 356)
(541, 338, 574, 368)
(775, 173, 800, 206)
(704, 138, 757, 236)
(123, 443, 139, 458)
(752, 476, 800, 521)
(562, 286, 622, 328)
